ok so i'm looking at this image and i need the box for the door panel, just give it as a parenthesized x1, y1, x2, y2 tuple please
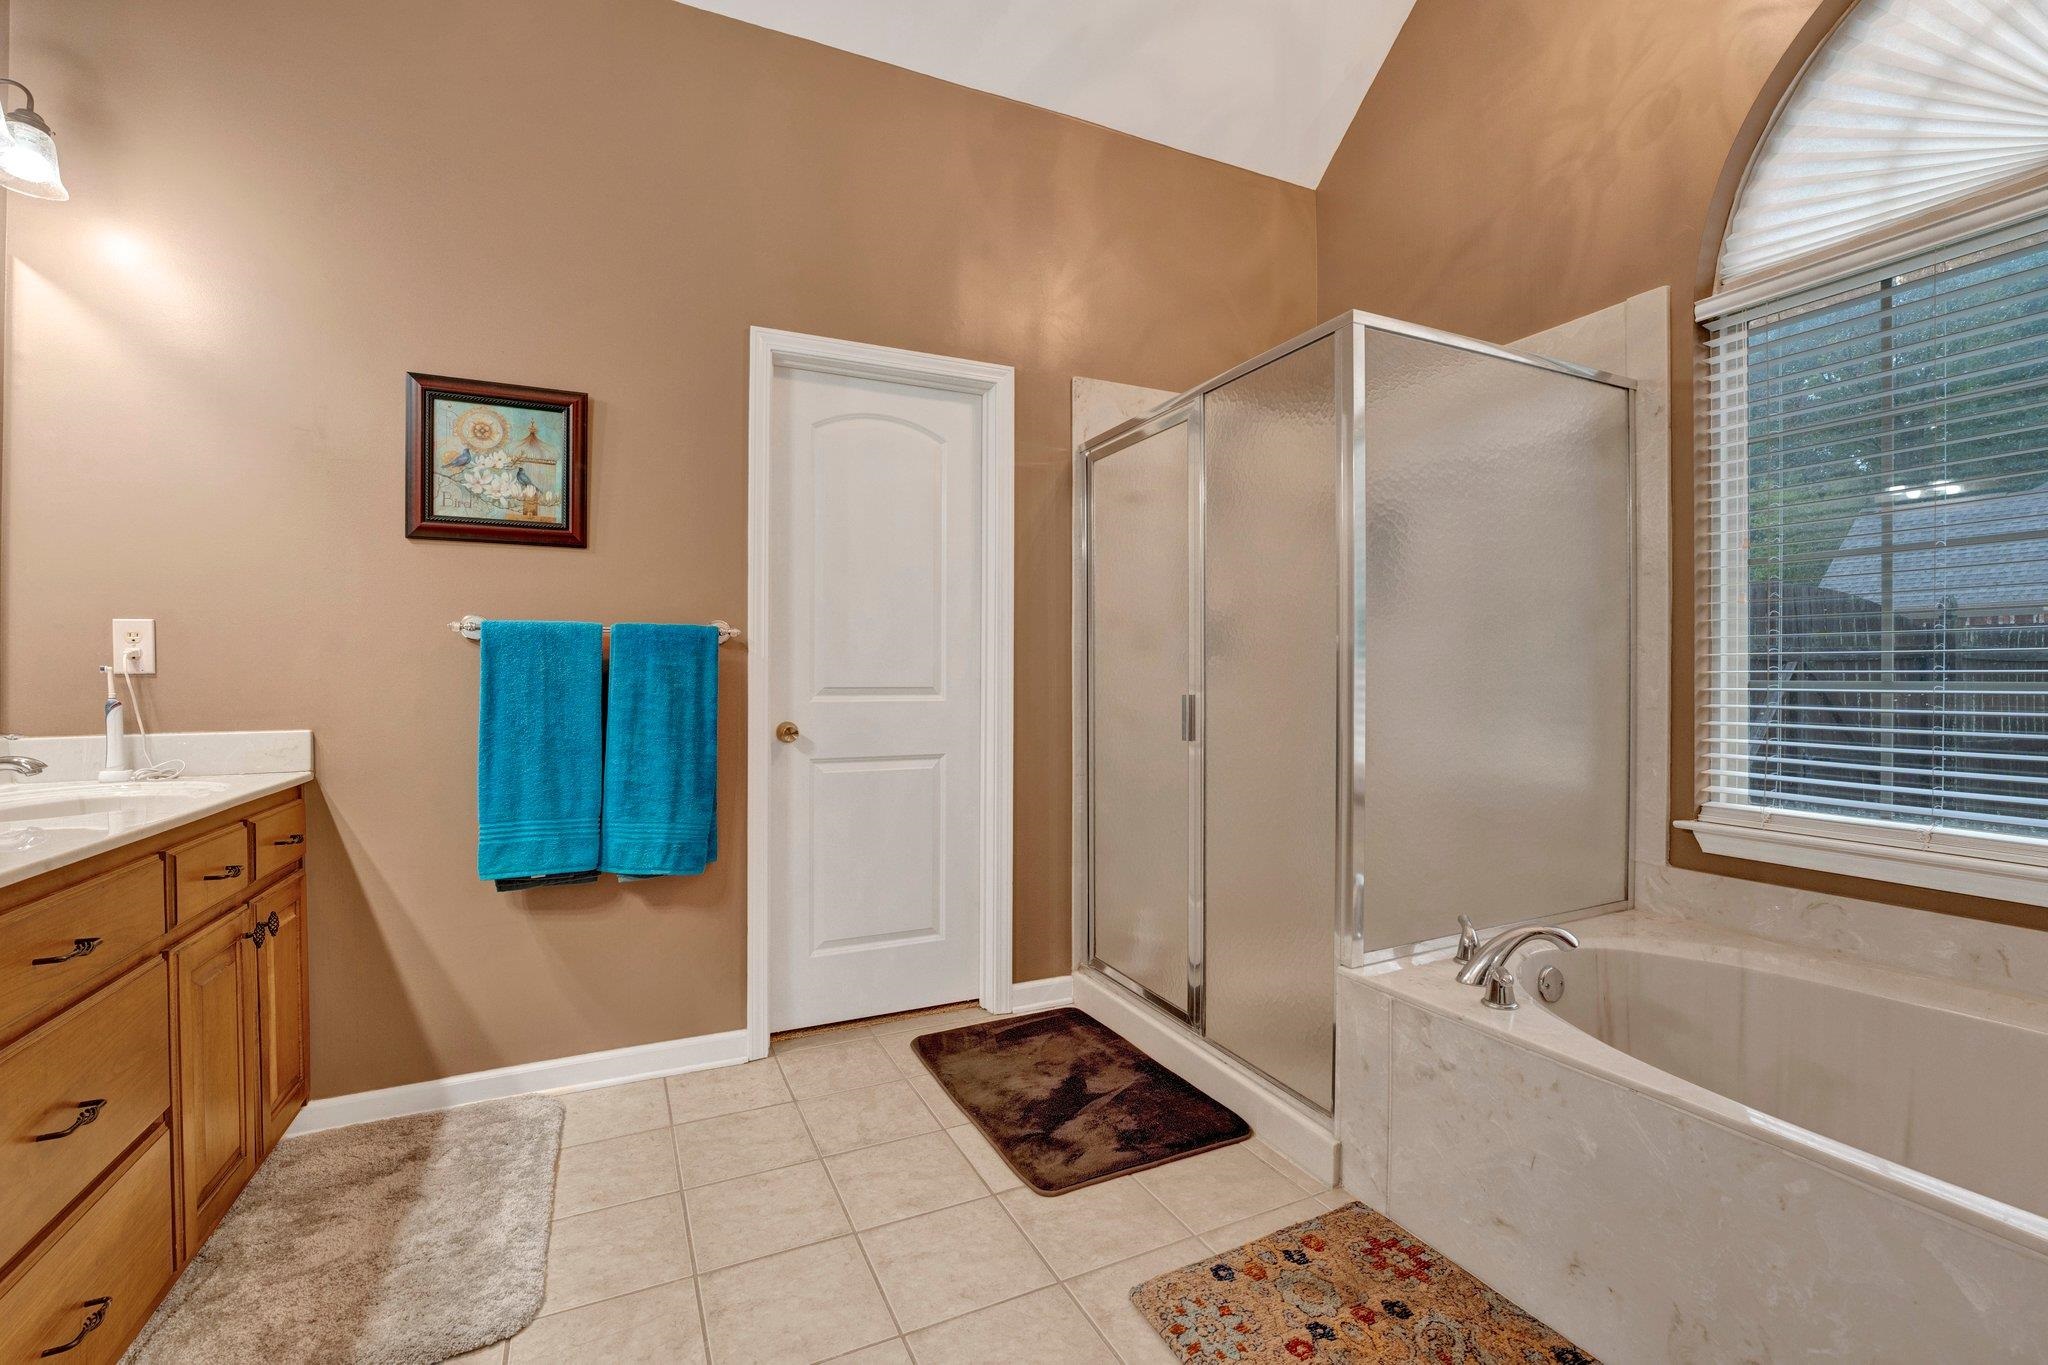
(256, 874, 309, 1152)
(1086, 414, 1196, 1015)
(768, 363, 986, 1031)
(172, 906, 258, 1257)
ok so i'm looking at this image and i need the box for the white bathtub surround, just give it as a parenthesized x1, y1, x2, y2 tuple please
(1336, 911, 2048, 1361)
(0, 730, 313, 889)
(1639, 858, 2048, 1005)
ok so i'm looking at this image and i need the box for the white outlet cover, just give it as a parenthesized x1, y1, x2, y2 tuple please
(112, 618, 156, 675)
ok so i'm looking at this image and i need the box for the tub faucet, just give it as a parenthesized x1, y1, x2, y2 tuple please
(1452, 914, 1481, 965)
(1455, 924, 1579, 1010)
(0, 736, 46, 776)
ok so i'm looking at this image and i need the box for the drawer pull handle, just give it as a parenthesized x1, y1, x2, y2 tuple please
(33, 1098, 107, 1142)
(265, 910, 282, 936)
(31, 936, 101, 966)
(272, 833, 305, 846)
(39, 1297, 110, 1356)
(203, 864, 245, 882)
(243, 921, 268, 949)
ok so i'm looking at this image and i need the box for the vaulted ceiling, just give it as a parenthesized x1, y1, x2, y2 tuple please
(679, 0, 1418, 188)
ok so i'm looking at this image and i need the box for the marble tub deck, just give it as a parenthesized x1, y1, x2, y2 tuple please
(1337, 911, 2048, 1362)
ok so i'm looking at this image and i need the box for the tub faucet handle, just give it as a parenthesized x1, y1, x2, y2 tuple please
(1453, 915, 1480, 965)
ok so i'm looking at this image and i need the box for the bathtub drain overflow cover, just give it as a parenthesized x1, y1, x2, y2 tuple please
(1536, 964, 1565, 1004)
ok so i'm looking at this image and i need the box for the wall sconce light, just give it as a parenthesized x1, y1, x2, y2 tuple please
(0, 79, 66, 200)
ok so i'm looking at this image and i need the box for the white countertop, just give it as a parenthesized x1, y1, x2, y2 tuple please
(0, 731, 313, 891)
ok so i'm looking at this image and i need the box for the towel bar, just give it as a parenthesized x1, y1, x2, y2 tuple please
(449, 615, 741, 644)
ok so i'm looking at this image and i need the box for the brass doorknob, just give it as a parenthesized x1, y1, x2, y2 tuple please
(775, 722, 800, 743)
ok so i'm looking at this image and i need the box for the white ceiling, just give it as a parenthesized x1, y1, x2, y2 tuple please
(680, 0, 1417, 188)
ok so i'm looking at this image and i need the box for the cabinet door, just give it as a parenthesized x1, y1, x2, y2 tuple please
(171, 906, 258, 1258)
(255, 874, 308, 1152)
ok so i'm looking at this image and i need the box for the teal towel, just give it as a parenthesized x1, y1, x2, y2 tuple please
(602, 623, 718, 878)
(477, 620, 604, 881)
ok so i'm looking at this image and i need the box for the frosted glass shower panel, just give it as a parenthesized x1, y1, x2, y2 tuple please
(1201, 337, 1340, 1109)
(1354, 327, 1632, 953)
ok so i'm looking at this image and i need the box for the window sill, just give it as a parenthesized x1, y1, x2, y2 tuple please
(1677, 813, 2048, 908)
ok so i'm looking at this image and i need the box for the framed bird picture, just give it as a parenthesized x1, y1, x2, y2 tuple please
(405, 373, 589, 547)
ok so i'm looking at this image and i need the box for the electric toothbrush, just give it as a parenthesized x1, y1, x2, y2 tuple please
(97, 664, 134, 783)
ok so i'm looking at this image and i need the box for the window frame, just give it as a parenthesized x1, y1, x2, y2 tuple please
(1686, 214, 2048, 907)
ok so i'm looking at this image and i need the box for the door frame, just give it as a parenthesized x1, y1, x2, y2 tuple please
(745, 327, 1016, 1060)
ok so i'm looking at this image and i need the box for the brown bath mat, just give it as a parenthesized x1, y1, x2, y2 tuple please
(912, 1006, 1250, 1194)
(1130, 1201, 1598, 1363)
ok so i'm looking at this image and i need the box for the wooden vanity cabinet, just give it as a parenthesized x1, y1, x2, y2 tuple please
(0, 786, 310, 1361)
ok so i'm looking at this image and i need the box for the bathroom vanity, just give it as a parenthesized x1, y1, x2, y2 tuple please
(0, 754, 312, 1363)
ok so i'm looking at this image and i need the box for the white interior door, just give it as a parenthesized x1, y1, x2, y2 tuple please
(765, 362, 987, 1031)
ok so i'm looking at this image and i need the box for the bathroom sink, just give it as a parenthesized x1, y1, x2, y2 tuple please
(0, 780, 230, 822)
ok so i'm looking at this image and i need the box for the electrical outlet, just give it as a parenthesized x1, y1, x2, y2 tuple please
(112, 618, 156, 675)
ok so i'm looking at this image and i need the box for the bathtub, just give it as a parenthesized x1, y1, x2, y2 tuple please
(1335, 910, 2048, 1362)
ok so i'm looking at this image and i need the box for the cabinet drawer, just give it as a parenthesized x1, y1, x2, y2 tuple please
(0, 1127, 174, 1365)
(0, 961, 171, 1273)
(0, 859, 164, 1037)
(167, 824, 251, 925)
(249, 799, 306, 882)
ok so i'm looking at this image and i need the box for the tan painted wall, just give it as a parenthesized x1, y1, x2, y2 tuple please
(2, 0, 1316, 1096)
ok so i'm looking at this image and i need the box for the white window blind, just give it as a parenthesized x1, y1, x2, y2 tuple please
(1718, 0, 2048, 289)
(1699, 226, 2048, 860)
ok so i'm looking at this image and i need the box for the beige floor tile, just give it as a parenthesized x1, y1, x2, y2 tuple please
(996, 1178, 1187, 1279)
(685, 1160, 853, 1271)
(904, 1074, 970, 1129)
(777, 1037, 901, 1099)
(823, 1341, 912, 1363)
(674, 1103, 818, 1188)
(1133, 1143, 1308, 1234)
(825, 1131, 988, 1230)
(699, 1237, 898, 1364)
(553, 1128, 680, 1219)
(943, 1125, 1022, 1193)
(507, 1279, 706, 1365)
(904, 1285, 1116, 1364)
(667, 1059, 792, 1125)
(873, 1028, 929, 1078)
(540, 1194, 694, 1315)
(556, 1079, 672, 1148)
(800, 1081, 940, 1156)
(1197, 1195, 1336, 1254)
(445, 1344, 507, 1364)
(858, 1198, 1054, 1333)
(1064, 1238, 1207, 1365)
(1242, 1137, 1329, 1194)
(866, 1005, 992, 1037)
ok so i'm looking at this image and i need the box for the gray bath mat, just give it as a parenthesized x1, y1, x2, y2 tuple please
(125, 1096, 564, 1365)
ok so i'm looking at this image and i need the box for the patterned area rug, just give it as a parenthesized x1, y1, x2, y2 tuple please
(1130, 1202, 1598, 1363)
(913, 1007, 1250, 1194)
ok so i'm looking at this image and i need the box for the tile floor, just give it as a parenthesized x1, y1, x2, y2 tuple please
(455, 1006, 1355, 1364)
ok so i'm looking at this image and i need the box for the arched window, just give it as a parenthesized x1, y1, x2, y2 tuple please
(1690, 0, 2048, 903)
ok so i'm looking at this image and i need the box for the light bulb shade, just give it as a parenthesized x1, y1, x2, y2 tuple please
(0, 115, 65, 200)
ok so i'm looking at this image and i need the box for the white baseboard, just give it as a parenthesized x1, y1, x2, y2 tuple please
(285, 1027, 751, 1138)
(1008, 975, 1073, 1012)
(1072, 968, 1338, 1185)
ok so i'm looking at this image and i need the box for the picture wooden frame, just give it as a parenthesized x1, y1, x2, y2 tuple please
(405, 373, 589, 548)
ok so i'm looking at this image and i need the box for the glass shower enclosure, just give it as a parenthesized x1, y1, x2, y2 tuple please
(1075, 314, 1633, 1112)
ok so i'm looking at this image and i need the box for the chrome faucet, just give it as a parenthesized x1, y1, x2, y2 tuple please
(0, 736, 46, 776)
(1452, 914, 1481, 966)
(1455, 924, 1579, 1010)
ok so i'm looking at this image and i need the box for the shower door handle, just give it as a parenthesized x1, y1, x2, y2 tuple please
(1180, 694, 1197, 742)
